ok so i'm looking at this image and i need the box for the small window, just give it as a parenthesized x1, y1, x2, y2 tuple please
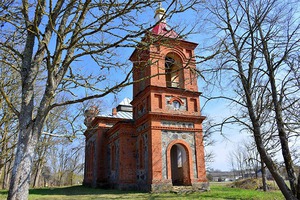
(172, 100, 181, 110)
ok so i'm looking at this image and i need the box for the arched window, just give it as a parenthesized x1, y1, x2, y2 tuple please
(165, 53, 183, 88)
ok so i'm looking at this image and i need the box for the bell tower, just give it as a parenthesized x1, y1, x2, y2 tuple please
(129, 4, 208, 191)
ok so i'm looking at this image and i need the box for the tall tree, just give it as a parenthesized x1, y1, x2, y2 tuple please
(0, 1, 204, 199)
(202, 0, 300, 199)
(0, 52, 20, 189)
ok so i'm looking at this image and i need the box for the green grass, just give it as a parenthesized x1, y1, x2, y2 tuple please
(0, 183, 284, 200)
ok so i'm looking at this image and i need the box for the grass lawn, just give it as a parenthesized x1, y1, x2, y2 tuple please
(0, 182, 284, 200)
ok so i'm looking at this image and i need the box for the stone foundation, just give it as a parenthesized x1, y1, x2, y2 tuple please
(192, 182, 210, 191)
(88, 180, 209, 194)
(150, 182, 173, 193)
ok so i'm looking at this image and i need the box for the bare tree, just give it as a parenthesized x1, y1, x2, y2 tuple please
(44, 137, 84, 187)
(65, 145, 85, 186)
(243, 140, 269, 191)
(0, 61, 20, 189)
(229, 145, 246, 178)
(31, 98, 84, 188)
(32, 137, 49, 188)
(201, 0, 300, 199)
(202, 117, 216, 165)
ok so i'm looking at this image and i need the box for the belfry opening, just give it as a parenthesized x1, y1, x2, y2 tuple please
(165, 53, 183, 88)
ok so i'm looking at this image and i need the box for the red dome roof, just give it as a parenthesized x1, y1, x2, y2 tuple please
(152, 22, 178, 38)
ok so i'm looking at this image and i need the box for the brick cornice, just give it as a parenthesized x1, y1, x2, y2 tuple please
(151, 126, 203, 132)
(148, 112, 206, 122)
(131, 85, 201, 105)
(105, 120, 134, 138)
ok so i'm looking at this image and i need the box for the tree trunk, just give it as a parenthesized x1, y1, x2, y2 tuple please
(252, 120, 297, 199)
(7, 127, 38, 200)
(7, 16, 41, 199)
(241, 66, 296, 199)
(1, 165, 5, 189)
(0, 119, 9, 189)
(33, 136, 49, 188)
(59, 173, 63, 186)
(224, 5, 297, 197)
(0, 165, 3, 189)
(261, 159, 268, 192)
(70, 172, 73, 186)
(2, 157, 11, 189)
(297, 169, 300, 199)
(258, 26, 298, 196)
(33, 161, 43, 188)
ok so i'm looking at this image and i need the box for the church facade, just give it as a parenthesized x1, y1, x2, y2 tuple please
(83, 6, 208, 192)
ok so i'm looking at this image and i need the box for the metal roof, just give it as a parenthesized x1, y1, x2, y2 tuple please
(119, 97, 132, 106)
(99, 111, 132, 120)
(98, 97, 133, 119)
(152, 22, 178, 38)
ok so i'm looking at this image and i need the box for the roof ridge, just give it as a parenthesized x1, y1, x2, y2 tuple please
(119, 97, 132, 106)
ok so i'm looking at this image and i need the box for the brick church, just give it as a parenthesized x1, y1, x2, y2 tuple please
(83, 5, 208, 192)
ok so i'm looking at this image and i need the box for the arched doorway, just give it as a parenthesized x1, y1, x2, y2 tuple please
(170, 144, 191, 186)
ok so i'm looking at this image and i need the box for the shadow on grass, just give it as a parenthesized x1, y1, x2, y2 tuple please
(0, 190, 7, 195)
(28, 185, 146, 196)
(0, 184, 284, 200)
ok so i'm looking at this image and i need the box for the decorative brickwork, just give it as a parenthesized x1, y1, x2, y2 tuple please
(161, 131, 197, 179)
(83, 5, 208, 192)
